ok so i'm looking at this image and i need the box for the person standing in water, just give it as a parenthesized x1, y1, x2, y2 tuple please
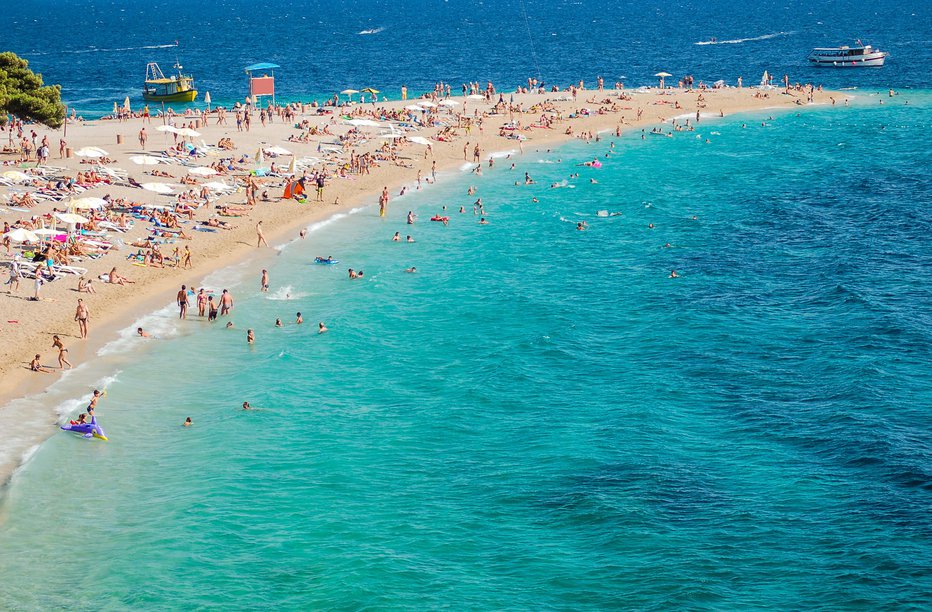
(177, 285, 189, 319)
(260, 269, 269, 292)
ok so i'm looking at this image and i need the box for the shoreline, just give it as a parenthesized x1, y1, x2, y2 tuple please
(0, 83, 849, 481)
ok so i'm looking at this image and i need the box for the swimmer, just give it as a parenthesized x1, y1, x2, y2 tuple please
(590, 178, 598, 184)
(459, 206, 465, 213)
(648, 223, 655, 229)
(275, 318, 283, 327)
(576, 221, 588, 231)
(296, 312, 303, 324)
(318, 321, 328, 334)
(532, 197, 539, 203)
(247, 329, 255, 344)
(348, 268, 358, 279)
(479, 217, 489, 225)
(669, 270, 679, 278)
(242, 401, 251, 410)
(137, 327, 151, 337)
(183, 417, 193, 427)
(406, 235, 415, 243)
(392, 231, 401, 241)
(225, 321, 234, 329)
(405, 266, 417, 273)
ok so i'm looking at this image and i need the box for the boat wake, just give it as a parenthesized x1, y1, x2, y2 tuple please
(695, 31, 792, 45)
(358, 27, 385, 35)
(28, 42, 179, 56)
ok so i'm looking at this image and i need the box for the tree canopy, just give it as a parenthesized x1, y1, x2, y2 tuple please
(0, 51, 65, 129)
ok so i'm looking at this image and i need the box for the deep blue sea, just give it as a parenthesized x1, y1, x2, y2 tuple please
(2, 1, 932, 609)
(4, 0, 932, 115)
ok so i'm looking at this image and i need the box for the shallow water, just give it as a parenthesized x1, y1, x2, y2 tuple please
(0, 95, 930, 608)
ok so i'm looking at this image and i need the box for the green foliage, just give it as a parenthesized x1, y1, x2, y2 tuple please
(0, 51, 66, 129)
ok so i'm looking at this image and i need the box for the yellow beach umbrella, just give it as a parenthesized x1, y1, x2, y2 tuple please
(123, 96, 131, 112)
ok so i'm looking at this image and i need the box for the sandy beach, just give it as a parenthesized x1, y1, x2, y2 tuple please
(0, 81, 839, 476)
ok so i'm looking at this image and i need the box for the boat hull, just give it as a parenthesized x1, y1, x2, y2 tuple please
(142, 89, 198, 102)
(808, 54, 887, 67)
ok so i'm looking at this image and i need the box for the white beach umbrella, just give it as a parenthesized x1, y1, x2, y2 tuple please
(1, 170, 32, 182)
(176, 127, 201, 138)
(2, 228, 40, 243)
(255, 149, 265, 164)
(345, 118, 382, 127)
(202, 181, 234, 191)
(156, 125, 179, 134)
(408, 136, 431, 146)
(140, 182, 175, 195)
(70, 197, 108, 209)
(188, 166, 218, 176)
(418, 101, 437, 108)
(405, 104, 424, 111)
(33, 228, 62, 237)
(55, 212, 90, 224)
(439, 100, 459, 107)
(264, 146, 292, 156)
(287, 156, 296, 174)
(655, 71, 672, 88)
(341, 89, 359, 95)
(123, 96, 131, 112)
(129, 155, 162, 165)
(467, 94, 485, 100)
(205, 91, 212, 111)
(75, 147, 108, 158)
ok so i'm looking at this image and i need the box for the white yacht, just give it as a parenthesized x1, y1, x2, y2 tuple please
(808, 42, 888, 67)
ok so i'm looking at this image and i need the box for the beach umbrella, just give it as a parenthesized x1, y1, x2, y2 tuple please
(2, 170, 32, 182)
(113, 101, 119, 115)
(129, 155, 161, 165)
(55, 212, 90, 224)
(405, 104, 424, 111)
(467, 94, 485, 100)
(176, 127, 201, 138)
(255, 149, 265, 164)
(188, 166, 218, 176)
(654, 72, 672, 88)
(74, 147, 108, 158)
(156, 125, 179, 134)
(205, 91, 212, 111)
(123, 96, 131, 112)
(288, 156, 296, 174)
(70, 198, 105, 211)
(418, 101, 437, 108)
(202, 181, 234, 191)
(361, 87, 380, 94)
(408, 136, 431, 146)
(341, 89, 359, 95)
(345, 118, 382, 127)
(140, 182, 174, 195)
(264, 145, 292, 156)
(33, 228, 62, 237)
(439, 99, 459, 107)
(3, 228, 40, 243)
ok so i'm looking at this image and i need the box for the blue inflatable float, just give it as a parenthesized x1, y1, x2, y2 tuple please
(61, 415, 108, 441)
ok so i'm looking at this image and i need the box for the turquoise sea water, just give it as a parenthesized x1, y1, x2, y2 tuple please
(0, 95, 930, 608)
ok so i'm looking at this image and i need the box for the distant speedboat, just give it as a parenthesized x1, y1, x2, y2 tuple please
(808, 42, 888, 67)
(143, 62, 198, 102)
